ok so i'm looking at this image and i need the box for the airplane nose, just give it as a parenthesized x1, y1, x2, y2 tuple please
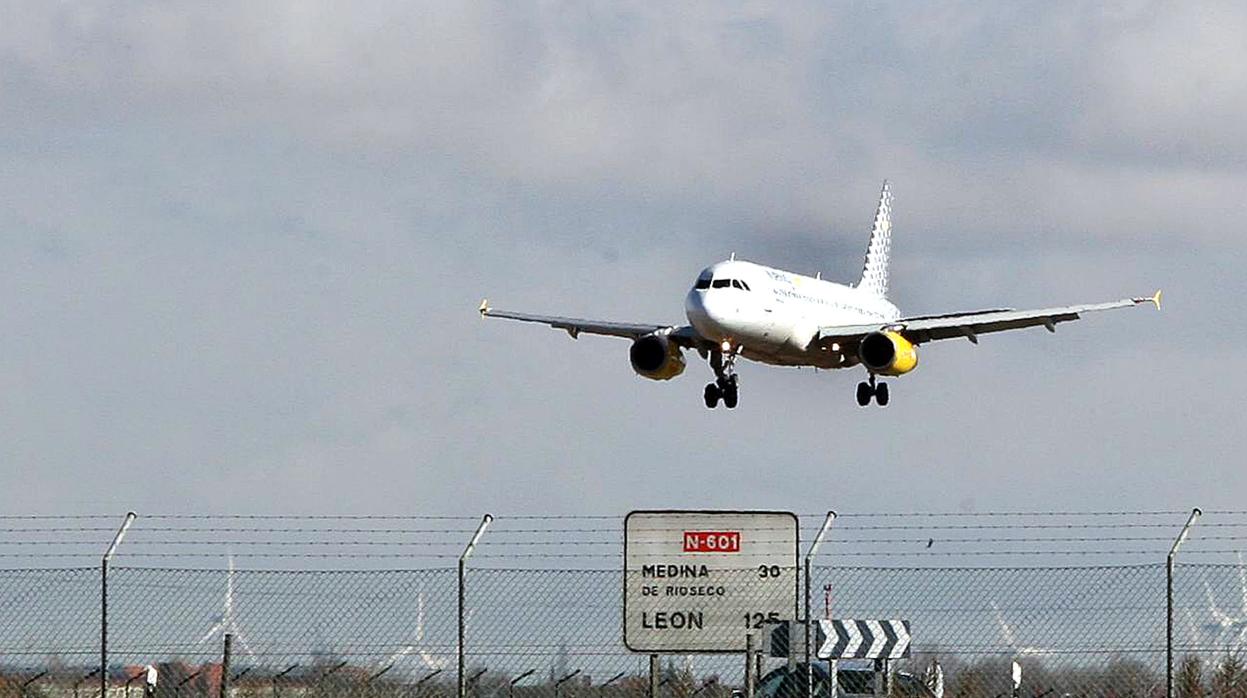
(685, 290, 726, 335)
(684, 289, 708, 323)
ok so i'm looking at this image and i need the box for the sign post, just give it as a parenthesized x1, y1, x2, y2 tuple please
(624, 511, 799, 654)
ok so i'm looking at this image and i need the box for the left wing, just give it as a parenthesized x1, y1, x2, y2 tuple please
(479, 300, 707, 347)
(819, 291, 1162, 346)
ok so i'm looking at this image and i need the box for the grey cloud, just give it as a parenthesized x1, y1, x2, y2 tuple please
(0, 2, 1243, 519)
(6, 3, 1245, 248)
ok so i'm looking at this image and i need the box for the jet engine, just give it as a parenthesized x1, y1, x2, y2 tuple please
(629, 334, 686, 381)
(858, 331, 919, 376)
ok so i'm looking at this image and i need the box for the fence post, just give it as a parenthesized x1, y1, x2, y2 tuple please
(467, 668, 488, 698)
(101, 512, 137, 698)
(415, 668, 444, 698)
(459, 514, 493, 698)
(555, 670, 581, 698)
(649, 654, 659, 698)
(603, 672, 626, 695)
(745, 634, 756, 698)
(22, 672, 49, 698)
(221, 633, 232, 698)
(318, 661, 347, 687)
(369, 666, 394, 685)
(806, 512, 836, 698)
(273, 665, 299, 698)
(75, 669, 101, 698)
(176, 670, 204, 698)
(508, 669, 536, 698)
(1167, 508, 1202, 698)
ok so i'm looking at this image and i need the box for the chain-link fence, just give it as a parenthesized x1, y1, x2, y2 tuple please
(2, 513, 1246, 698)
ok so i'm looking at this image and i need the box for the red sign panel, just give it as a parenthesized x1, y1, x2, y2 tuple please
(683, 531, 741, 553)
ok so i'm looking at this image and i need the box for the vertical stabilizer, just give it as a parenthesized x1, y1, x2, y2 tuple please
(858, 181, 893, 298)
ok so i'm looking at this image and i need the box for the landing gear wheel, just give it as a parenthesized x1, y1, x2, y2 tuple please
(706, 348, 741, 411)
(856, 382, 872, 407)
(875, 382, 890, 407)
(704, 383, 721, 409)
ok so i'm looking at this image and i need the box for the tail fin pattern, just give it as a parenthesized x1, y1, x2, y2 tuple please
(858, 180, 893, 298)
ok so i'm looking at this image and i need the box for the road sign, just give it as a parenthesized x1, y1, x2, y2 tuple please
(817, 619, 912, 659)
(624, 510, 799, 653)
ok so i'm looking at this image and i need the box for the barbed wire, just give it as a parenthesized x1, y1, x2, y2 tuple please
(4, 552, 1243, 698)
(2, 512, 1241, 573)
(829, 510, 1201, 517)
(2, 549, 1242, 560)
(5, 510, 1240, 521)
(6, 523, 1244, 535)
(4, 535, 1247, 547)
(830, 522, 1247, 530)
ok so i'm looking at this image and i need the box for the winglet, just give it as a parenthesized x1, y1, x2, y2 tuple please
(1131, 290, 1162, 310)
(478, 299, 490, 317)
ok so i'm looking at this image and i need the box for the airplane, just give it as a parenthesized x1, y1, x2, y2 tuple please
(479, 182, 1160, 408)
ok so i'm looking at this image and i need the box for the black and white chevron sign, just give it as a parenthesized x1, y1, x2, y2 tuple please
(816, 619, 911, 659)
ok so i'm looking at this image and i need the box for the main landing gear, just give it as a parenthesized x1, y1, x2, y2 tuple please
(704, 349, 740, 409)
(857, 374, 889, 407)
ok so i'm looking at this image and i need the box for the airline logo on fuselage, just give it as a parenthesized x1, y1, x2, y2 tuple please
(765, 270, 793, 285)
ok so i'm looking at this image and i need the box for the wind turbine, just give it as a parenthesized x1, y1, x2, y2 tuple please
(199, 555, 255, 657)
(384, 592, 448, 670)
(990, 601, 1051, 657)
(1201, 553, 1247, 652)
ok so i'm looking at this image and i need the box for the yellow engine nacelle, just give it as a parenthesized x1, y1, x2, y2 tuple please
(859, 331, 919, 376)
(629, 334, 686, 381)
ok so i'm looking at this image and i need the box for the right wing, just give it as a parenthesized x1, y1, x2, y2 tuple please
(894, 293, 1161, 344)
(479, 300, 709, 348)
(818, 291, 1162, 346)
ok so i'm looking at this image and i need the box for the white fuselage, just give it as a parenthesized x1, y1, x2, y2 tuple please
(684, 260, 901, 369)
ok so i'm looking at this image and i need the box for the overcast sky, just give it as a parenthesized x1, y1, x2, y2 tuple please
(1, 2, 1244, 518)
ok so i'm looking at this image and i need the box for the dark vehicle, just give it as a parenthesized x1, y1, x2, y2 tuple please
(757, 664, 936, 698)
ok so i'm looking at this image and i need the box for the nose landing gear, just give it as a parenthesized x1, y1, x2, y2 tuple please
(704, 348, 740, 409)
(856, 374, 889, 407)
(704, 377, 738, 409)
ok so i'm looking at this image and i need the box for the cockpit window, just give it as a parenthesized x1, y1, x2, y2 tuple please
(695, 278, 711, 290)
(706, 278, 751, 290)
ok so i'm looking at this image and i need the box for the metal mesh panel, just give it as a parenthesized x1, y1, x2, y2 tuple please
(463, 568, 797, 698)
(108, 566, 456, 666)
(0, 567, 459, 698)
(464, 568, 647, 698)
(3, 536, 1247, 698)
(814, 564, 1167, 698)
(1172, 563, 1247, 698)
(0, 567, 97, 662)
